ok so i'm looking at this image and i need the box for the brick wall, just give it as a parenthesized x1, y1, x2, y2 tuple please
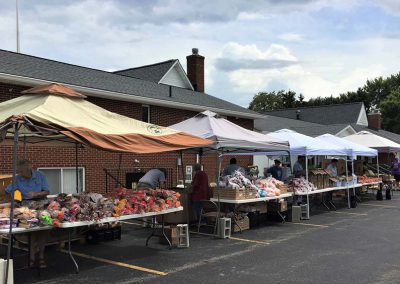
(0, 82, 254, 194)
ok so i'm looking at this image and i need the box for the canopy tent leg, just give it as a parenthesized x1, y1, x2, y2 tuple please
(75, 143, 79, 194)
(346, 158, 350, 209)
(5, 123, 19, 284)
(305, 155, 310, 220)
(352, 160, 356, 202)
(180, 151, 190, 229)
(377, 155, 380, 177)
(216, 154, 223, 236)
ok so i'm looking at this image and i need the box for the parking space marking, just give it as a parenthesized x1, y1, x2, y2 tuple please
(359, 203, 397, 209)
(331, 211, 368, 216)
(289, 222, 330, 228)
(60, 250, 167, 276)
(229, 237, 271, 245)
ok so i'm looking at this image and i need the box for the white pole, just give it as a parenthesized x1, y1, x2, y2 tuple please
(346, 158, 350, 209)
(377, 155, 380, 177)
(305, 155, 310, 219)
(16, 0, 20, 53)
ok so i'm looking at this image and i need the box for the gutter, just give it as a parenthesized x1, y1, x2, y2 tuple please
(0, 72, 264, 120)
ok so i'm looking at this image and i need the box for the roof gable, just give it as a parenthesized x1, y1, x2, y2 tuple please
(159, 61, 193, 90)
(113, 60, 177, 83)
(265, 102, 364, 125)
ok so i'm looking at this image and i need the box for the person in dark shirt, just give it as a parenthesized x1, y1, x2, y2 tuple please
(222, 158, 245, 176)
(267, 159, 283, 181)
(191, 164, 210, 218)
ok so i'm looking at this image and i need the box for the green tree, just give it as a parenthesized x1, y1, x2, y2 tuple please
(380, 88, 400, 133)
(248, 90, 305, 112)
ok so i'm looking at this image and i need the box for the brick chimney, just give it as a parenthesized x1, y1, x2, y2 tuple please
(368, 110, 382, 130)
(186, 48, 204, 92)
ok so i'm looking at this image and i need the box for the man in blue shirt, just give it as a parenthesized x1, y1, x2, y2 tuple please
(223, 158, 245, 176)
(5, 159, 50, 268)
(293, 156, 306, 177)
(267, 159, 283, 181)
(6, 159, 50, 200)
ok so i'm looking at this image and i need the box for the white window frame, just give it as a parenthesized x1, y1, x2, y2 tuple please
(142, 105, 150, 123)
(38, 167, 86, 193)
(185, 165, 193, 183)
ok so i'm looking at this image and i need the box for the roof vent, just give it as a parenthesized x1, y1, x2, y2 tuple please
(192, 48, 199, 55)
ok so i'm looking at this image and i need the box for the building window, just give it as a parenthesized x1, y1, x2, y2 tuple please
(38, 167, 85, 195)
(142, 105, 150, 123)
(185, 165, 193, 183)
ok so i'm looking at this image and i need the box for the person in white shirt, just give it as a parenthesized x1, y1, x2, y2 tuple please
(326, 159, 339, 177)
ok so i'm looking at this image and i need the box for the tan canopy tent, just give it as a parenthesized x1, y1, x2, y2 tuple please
(0, 83, 212, 153)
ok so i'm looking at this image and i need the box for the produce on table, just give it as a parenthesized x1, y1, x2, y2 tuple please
(226, 171, 255, 189)
(357, 176, 382, 184)
(288, 177, 317, 194)
(255, 178, 283, 197)
(0, 188, 181, 228)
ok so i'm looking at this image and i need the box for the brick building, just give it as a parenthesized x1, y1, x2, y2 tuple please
(0, 48, 262, 194)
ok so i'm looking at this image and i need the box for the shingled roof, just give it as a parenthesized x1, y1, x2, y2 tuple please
(0, 49, 259, 118)
(351, 124, 400, 144)
(264, 102, 364, 125)
(114, 59, 177, 83)
(255, 116, 354, 137)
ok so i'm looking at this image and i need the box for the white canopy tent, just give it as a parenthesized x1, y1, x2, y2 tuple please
(343, 131, 400, 153)
(316, 134, 378, 158)
(268, 129, 348, 156)
(265, 129, 349, 218)
(170, 111, 290, 152)
(317, 133, 379, 208)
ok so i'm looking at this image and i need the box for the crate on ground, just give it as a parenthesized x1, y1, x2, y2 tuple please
(254, 202, 268, 214)
(232, 216, 250, 232)
(213, 187, 247, 200)
(86, 225, 121, 244)
(268, 200, 288, 212)
(159, 225, 179, 246)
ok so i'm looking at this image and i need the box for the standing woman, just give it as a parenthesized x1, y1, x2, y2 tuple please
(191, 164, 210, 219)
(391, 157, 400, 189)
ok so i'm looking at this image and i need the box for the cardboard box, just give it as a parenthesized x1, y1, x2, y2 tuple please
(268, 200, 288, 212)
(232, 216, 250, 232)
(159, 226, 178, 246)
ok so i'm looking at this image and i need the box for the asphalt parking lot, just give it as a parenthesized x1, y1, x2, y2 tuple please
(6, 193, 400, 284)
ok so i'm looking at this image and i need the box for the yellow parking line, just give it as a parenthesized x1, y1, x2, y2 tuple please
(331, 211, 367, 216)
(229, 237, 271, 245)
(190, 231, 270, 245)
(290, 222, 329, 228)
(359, 203, 397, 209)
(60, 250, 167, 276)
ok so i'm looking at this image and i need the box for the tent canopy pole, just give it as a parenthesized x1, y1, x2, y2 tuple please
(5, 122, 19, 284)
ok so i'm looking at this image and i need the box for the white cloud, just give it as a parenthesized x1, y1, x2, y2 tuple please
(278, 33, 304, 42)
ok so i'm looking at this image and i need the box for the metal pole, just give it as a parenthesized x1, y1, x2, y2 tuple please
(180, 151, 189, 228)
(352, 160, 356, 199)
(5, 122, 18, 284)
(75, 143, 79, 194)
(216, 153, 223, 236)
(345, 158, 350, 209)
(16, 0, 20, 53)
(377, 155, 380, 177)
(305, 155, 310, 219)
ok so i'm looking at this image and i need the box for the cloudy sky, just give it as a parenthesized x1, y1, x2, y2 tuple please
(1, 0, 400, 107)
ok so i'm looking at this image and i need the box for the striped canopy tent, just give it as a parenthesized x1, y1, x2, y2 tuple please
(0, 83, 212, 153)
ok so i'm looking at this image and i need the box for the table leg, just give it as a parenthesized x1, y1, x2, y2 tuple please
(68, 229, 79, 273)
(145, 217, 156, 247)
(160, 215, 172, 249)
(277, 211, 286, 223)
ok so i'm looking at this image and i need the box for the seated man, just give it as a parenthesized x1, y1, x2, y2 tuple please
(5, 159, 50, 268)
